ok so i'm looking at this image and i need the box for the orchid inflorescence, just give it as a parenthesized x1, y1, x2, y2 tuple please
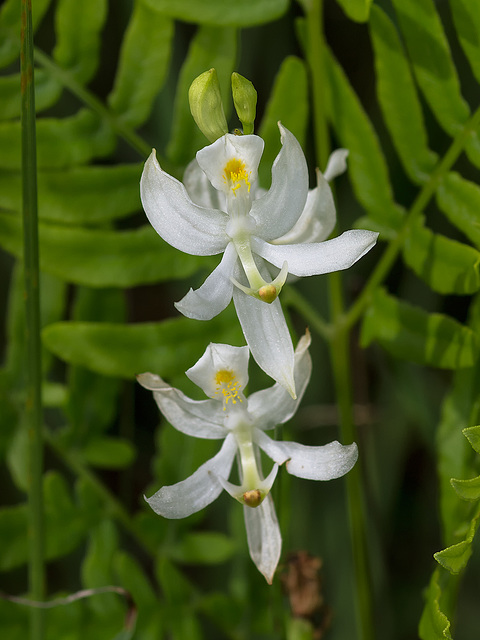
(138, 69, 377, 581)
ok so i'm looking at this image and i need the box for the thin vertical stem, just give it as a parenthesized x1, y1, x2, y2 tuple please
(304, 2, 375, 638)
(21, 1, 45, 638)
(329, 276, 375, 640)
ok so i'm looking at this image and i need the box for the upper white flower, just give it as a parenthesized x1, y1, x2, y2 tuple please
(140, 124, 378, 397)
(137, 331, 358, 583)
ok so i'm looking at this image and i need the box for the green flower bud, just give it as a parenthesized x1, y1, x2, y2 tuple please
(189, 69, 229, 142)
(231, 72, 257, 135)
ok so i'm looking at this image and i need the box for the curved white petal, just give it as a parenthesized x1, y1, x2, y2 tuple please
(145, 433, 237, 519)
(141, 150, 228, 256)
(174, 242, 237, 320)
(232, 273, 295, 398)
(186, 341, 250, 400)
(243, 494, 282, 584)
(248, 330, 312, 429)
(137, 373, 226, 439)
(250, 123, 308, 241)
(255, 430, 358, 481)
(273, 169, 336, 245)
(323, 149, 349, 182)
(196, 134, 264, 194)
(252, 230, 379, 277)
(183, 158, 226, 209)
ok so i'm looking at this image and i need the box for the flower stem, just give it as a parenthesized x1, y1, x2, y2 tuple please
(304, 2, 375, 637)
(21, 1, 45, 637)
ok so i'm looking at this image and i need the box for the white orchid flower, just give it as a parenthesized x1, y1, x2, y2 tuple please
(137, 331, 358, 583)
(140, 125, 377, 396)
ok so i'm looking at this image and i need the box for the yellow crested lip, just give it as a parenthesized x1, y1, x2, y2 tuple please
(223, 157, 251, 194)
(214, 368, 243, 407)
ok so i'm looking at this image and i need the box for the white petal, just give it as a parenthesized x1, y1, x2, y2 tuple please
(183, 158, 226, 209)
(196, 134, 264, 194)
(174, 242, 237, 320)
(186, 342, 250, 400)
(145, 433, 237, 518)
(323, 149, 349, 182)
(243, 494, 282, 584)
(233, 280, 296, 398)
(255, 430, 358, 480)
(250, 123, 308, 241)
(273, 169, 336, 245)
(137, 373, 226, 439)
(140, 150, 228, 256)
(248, 330, 312, 429)
(252, 229, 379, 277)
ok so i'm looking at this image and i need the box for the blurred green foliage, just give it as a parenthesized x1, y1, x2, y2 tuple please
(2, 0, 480, 638)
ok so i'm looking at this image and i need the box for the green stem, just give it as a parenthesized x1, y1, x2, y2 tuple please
(21, 1, 45, 637)
(329, 280, 375, 640)
(345, 101, 480, 331)
(282, 285, 331, 341)
(305, 2, 375, 637)
(33, 48, 151, 159)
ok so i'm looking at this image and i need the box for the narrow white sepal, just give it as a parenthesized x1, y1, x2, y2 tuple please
(243, 494, 282, 584)
(323, 148, 349, 182)
(252, 230, 379, 277)
(254, 430, 359, 480)
(145, 433, 237, 519)
(174, 242, 237, 320)
(140, 150, 228, 256)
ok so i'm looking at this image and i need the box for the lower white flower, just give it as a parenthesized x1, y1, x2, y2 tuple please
(138, 331, 358, 583)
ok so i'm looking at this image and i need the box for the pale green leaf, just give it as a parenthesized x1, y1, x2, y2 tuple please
(335, 0, 372, 23)
(42, 313, 244, 379)
(463, 424, 480, 455)
(53, 0, 108, 83)
(168, 532, 237, 565)
(166, 25, 237, 168)
(82, 437, 136, 469)
(258, 56, 308, 188)
(436, 172, 480, 249)
(326, 48, 404, 235)
(108, 1, 174, 127)
(369, 6, 437, 183)
(0, 163, 142, 224)
(66, 288, 125, 439)
(451, 475, 480, 501)
(360, 288, 479, 368)
(403, 216, 480, 294)
(418, 568, 452, 639)
(449, 0, 480, 85)
(436, 368, 480, 544)
(82, 520, 124, 617)
(140, 0, 288, 26)
(0, 110, 115, 170)
(0, 214, 207, 287)
(391, 0, 470, 135)
(434, 507, 480, 574)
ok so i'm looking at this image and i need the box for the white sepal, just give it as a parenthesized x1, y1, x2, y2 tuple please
(140, 150, 228, 256)
(174, 242, 237, 320)
(254, 430, 359, 481)
(250, 123, 308, 241)
(243, 494, 282, 584)
(252, 229, 379, 277)
(145, 434, 237, 519)
(137, 373, 226, 439)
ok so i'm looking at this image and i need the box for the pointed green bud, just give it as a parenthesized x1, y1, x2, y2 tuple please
(189, 69, 229, 142)
(231, 72, 257, 135)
